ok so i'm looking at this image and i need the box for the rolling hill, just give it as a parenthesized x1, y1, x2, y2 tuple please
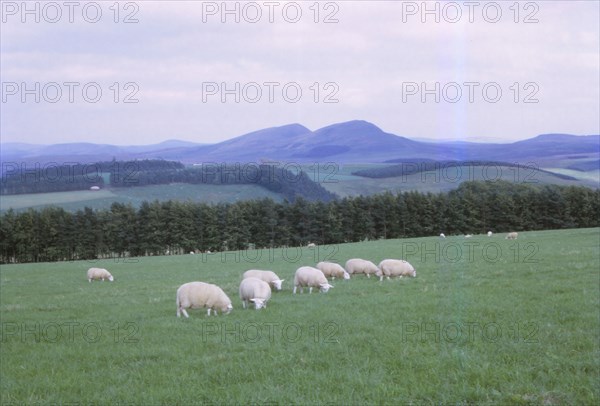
(2, 120, 598, 169)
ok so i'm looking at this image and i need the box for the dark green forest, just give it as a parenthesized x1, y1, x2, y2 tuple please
(0, 181, 598, 264)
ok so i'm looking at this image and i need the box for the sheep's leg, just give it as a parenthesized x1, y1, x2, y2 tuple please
(293, 286, 297, 294)
(181, 308, 189, 318)
(309, 287, 313, 294)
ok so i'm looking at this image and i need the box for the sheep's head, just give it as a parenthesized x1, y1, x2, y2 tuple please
(319, 283, 334, 293)
(342, 272, 350, 280)
(224, 303, 233, 314)
(250, 298, 267, 309)
(374, 269, 383, 278)
(272, 279, 284, 291)
(108, 275, 114, 282)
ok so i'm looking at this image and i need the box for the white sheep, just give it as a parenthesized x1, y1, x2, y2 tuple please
(307, 242, 316, 248)
(87, 267, 114, 282)
(505, 232, 518, 240)
(376, 259, 416, 281)
(176, 282, 233, 317)
(242, 270, 284, 291)
(316, 261, 350, 280)
(465, 234, 473, 238)
(293, 266, 334, 294)
(344, 258, 379, 278)
(239, 277, 272, 310)
(440, 233, 446, 238)
(487, 231, 493, 237)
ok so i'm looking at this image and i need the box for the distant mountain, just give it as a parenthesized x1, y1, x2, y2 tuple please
(1, 122, 598, 169)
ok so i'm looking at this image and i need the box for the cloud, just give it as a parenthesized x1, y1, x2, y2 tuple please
(1, 0, 598, 144)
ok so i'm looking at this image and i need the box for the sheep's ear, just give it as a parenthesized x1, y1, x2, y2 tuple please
(280, 279, 285, 283)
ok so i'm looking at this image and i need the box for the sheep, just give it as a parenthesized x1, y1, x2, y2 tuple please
(307, 242, 316, 248)
(487, 231, 493, 237)
(176, 282, 233, 317)
(376, 259, 416, 281)
(464, 234, 473, 238)
(242, 270, 284, 291)
(87, 267, 114, 282)
(239, 277, 272, 310)
(316, 261, 350, 280)
(293, 266, 334, 294)
(344, 258, 379, 278)
(505, 232, 518, 240)
(440, 233, 446, 238)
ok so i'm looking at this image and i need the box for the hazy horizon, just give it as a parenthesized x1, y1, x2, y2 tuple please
(2, 1, 599, 145)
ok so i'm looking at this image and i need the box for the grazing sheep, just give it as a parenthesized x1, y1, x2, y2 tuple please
(487, 231, 493, 237)
(440, 233, 446, 238)
(87, 267, 114, 282)
(239, 277, 272, 310)
(505, 232, 518, 240)
(464, 234, 473, 238)
(293, 266, 334, 294)
(316, 261, 350, 280)
(242, 270, 284, 291)
(344, 258, 379, 278)
(376, 259, 416, 281)
(307, 242, 316, 248)
(176, 282, 232, 317)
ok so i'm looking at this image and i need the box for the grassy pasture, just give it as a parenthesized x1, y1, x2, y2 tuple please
(1, 228, 598, 404)
(0, 183, 282, 213)
(317, 164, 600, 197)
(2, 163, 597, 213)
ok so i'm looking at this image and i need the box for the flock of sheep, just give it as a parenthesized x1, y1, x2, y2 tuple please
(86, 258, 417, 318)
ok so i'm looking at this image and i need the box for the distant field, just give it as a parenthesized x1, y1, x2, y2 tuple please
(1, 228, 598, 404)
(314, 163, 599, 197)
(0, 183, 283, 212)
(1, 163, 597, 212)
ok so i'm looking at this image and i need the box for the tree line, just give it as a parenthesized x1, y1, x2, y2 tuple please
(0, 159, 336, 202)
(1, 180, 598, 264)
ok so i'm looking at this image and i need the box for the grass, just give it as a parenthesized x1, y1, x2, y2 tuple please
(1, 228, 599, 404)
(2, 163, 597, 213)
(0, 183, 283, 212)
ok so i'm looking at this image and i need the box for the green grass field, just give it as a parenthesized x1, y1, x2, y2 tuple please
(2, 163, 597, 213)
(0, 183, 283, 212)
(1, 228, 599, 404)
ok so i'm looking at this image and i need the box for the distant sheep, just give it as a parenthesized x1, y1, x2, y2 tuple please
(242, 270, 284, 291)
(376, 259, 416, 281)
(487, 231, 493, 237)
(440, 233, 446, 238)
(316, 261, 350, 280)
(176, 282, 232, 317)
(239, 277, 272, 310)
(293, 266, 333, 294)
(87, 267, 114, 282)
(307, 242, 316, 248)
(465, 234, 473, 238)
(344, 258, 379, 278)
(505, 232, 518, 240)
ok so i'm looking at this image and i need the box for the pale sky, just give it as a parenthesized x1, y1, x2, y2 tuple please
(1, 0, 599, 145)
